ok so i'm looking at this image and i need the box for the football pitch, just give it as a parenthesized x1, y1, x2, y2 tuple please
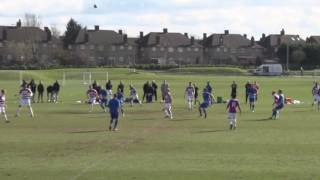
(0, 68, 319, 180)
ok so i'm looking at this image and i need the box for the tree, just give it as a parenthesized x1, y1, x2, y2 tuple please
(23, 13, 42, 27)
(62, 18, 82, 49)
(292, 50, 306, 66)
(50, 25, 61, 38)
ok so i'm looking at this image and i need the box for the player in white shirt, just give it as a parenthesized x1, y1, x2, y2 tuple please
(163, 88, 173, 119)
(312, 82, 319, 107)
(129, 85, 142, 107)
(87, 85, 98, 112)
(0, 89, 9, 123)
(184, 82, 195, 110)
(16, 85, 34, 118)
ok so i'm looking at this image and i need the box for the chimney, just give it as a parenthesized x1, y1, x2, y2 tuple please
(163, 28, 168, 33)
(251, 36, 255, 46)
(85, 33, 89, 42)
(243, 34, 247, 38)
(16, 19, 21, 28)
(224, 30, 229, 35)
(280, 28, 285, 36)
(190, 36, 195, 45)
(140, 31, 144, 39)
(118, 29, 123, 35)
(156, 35, 160, 44)
(203, 33, 207, 40)
(94, 25, 99, 31)
(262, 33, 266, 39)
(123, 34, 128, 43)
(44, 27, 52, 41)
(184, 33, 188, 37)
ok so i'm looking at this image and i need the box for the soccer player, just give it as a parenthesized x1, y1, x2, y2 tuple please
(117, 81, 125, 93)
(99, 87, 108, 112)
(253, 81, 260, 101)
(52, 80, 60, 103)
(142, 81, 150, 102)
(226, 94, 241, 130)
(129, 85, 142, 107)
(206, 81, 213, 94)
(28, 79, 37, 103)
(193, 83, 199, 105)
(161, 80, 169, 101)
(312, 82, 319, 106)
(231, 81, 237, 97)
(87, 85, 98, 112)
(199, 88, 214, 119)
(0, 89, 9, 123)
(315, 85, 320, 111)
(16, 85, 34, 118)
(108, 94, 121, 131)
(271, 90, 285, 119)
(184, 82, 195, 110)
(163, 88, 173, 119)
(116, 88, 125, 116)
(106, 80, 113, 102)
(245, 81, 251, 104)
(248, 85, 257, 112)
(37, 81, 44, 103)
(151, 80, 158, 101)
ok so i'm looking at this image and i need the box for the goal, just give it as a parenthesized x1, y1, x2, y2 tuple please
(62, 71, 109, 86)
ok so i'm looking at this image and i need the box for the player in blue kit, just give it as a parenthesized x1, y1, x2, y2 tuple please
(99, 87, 108, 112)
(271, 89, 285, 119)
(199, 88, 214, 119)
(248, 85, 257, 112)
(108, 94, 121, 131)
(116, 88, 125, 117)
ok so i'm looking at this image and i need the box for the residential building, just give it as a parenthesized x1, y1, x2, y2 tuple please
(136, 28, 203, 65)
(74, 26, 138, 66)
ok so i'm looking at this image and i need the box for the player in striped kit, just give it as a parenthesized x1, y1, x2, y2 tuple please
(184, 82, 195, 110)
(87, 85, 98, 112)
(129, 85, 142, 107)
(226, 94, 241, 130)
(16, 85, 34, 118)
(163, 88, 173, 119)
(0, 89, 9, 123)
(312, 82, 319, 107)
(271, 90, 285, 120)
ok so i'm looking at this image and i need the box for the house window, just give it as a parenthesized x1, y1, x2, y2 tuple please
(89, 45, 95, 50)
(160, 47, 165, 51)
(194, 48, 199, 52)
(7, 54, 12, 60)
(52, 44, 57, 48)
(0, 42, 3, 47)
(80, 45, 85, 50)
(89, 57, 95, 61)
(42, 43, 47, 48)
(98, 45, 104, 51)
(224, 48, 228, 52)
(168, 47, 174, 52)
(187, 47, 191, 51)
(119, 46, 124, 50)
(119, 57, 124, 63)
(18, 43, 25, 48)
(41, 54, 48, 60)
(216, 48, 220, 52)
(128, 46, 133, 50)
(152, 47, 157, 52)
(111, 46, 116, 51)
(68, 45, 72, 50)
(178, 48, 183, 53)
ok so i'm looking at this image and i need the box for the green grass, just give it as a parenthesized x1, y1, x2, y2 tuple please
(0, 68, 319, 180)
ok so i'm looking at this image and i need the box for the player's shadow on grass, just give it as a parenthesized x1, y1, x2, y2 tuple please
(248, 118, 274, 122)
(170, 118, 195, 122)
(68, 129, 107, 134)
(193, 129, 227, 134)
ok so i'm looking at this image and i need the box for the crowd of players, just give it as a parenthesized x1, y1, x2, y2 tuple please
(1, 79, 320, 131)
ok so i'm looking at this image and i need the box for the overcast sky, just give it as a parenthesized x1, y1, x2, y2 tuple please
(0, 0, 319, 39)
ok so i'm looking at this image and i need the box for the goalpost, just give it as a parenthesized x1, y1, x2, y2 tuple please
(62, 71, 109, 86)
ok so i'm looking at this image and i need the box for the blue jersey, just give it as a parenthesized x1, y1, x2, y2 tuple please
(108, 98, 120, 113)
(203, 92, 211, 103)
(100, 89, 107, 98)
(248, 87, 257, 99)
(278, 94, 285, 106)
(116, 92, 124, 103)
(206, 85, 213, 94)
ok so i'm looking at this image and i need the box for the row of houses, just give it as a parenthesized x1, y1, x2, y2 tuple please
(0, 20, 318, 67)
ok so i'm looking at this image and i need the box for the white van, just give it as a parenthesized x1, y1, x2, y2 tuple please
(254, 64, 283, 76)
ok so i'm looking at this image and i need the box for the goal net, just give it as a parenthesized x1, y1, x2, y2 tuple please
(62, 71, 109, 86)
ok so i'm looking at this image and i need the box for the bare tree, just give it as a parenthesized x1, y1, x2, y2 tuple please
(23, 13, 42, 27)
(50, 25, 61, 38)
